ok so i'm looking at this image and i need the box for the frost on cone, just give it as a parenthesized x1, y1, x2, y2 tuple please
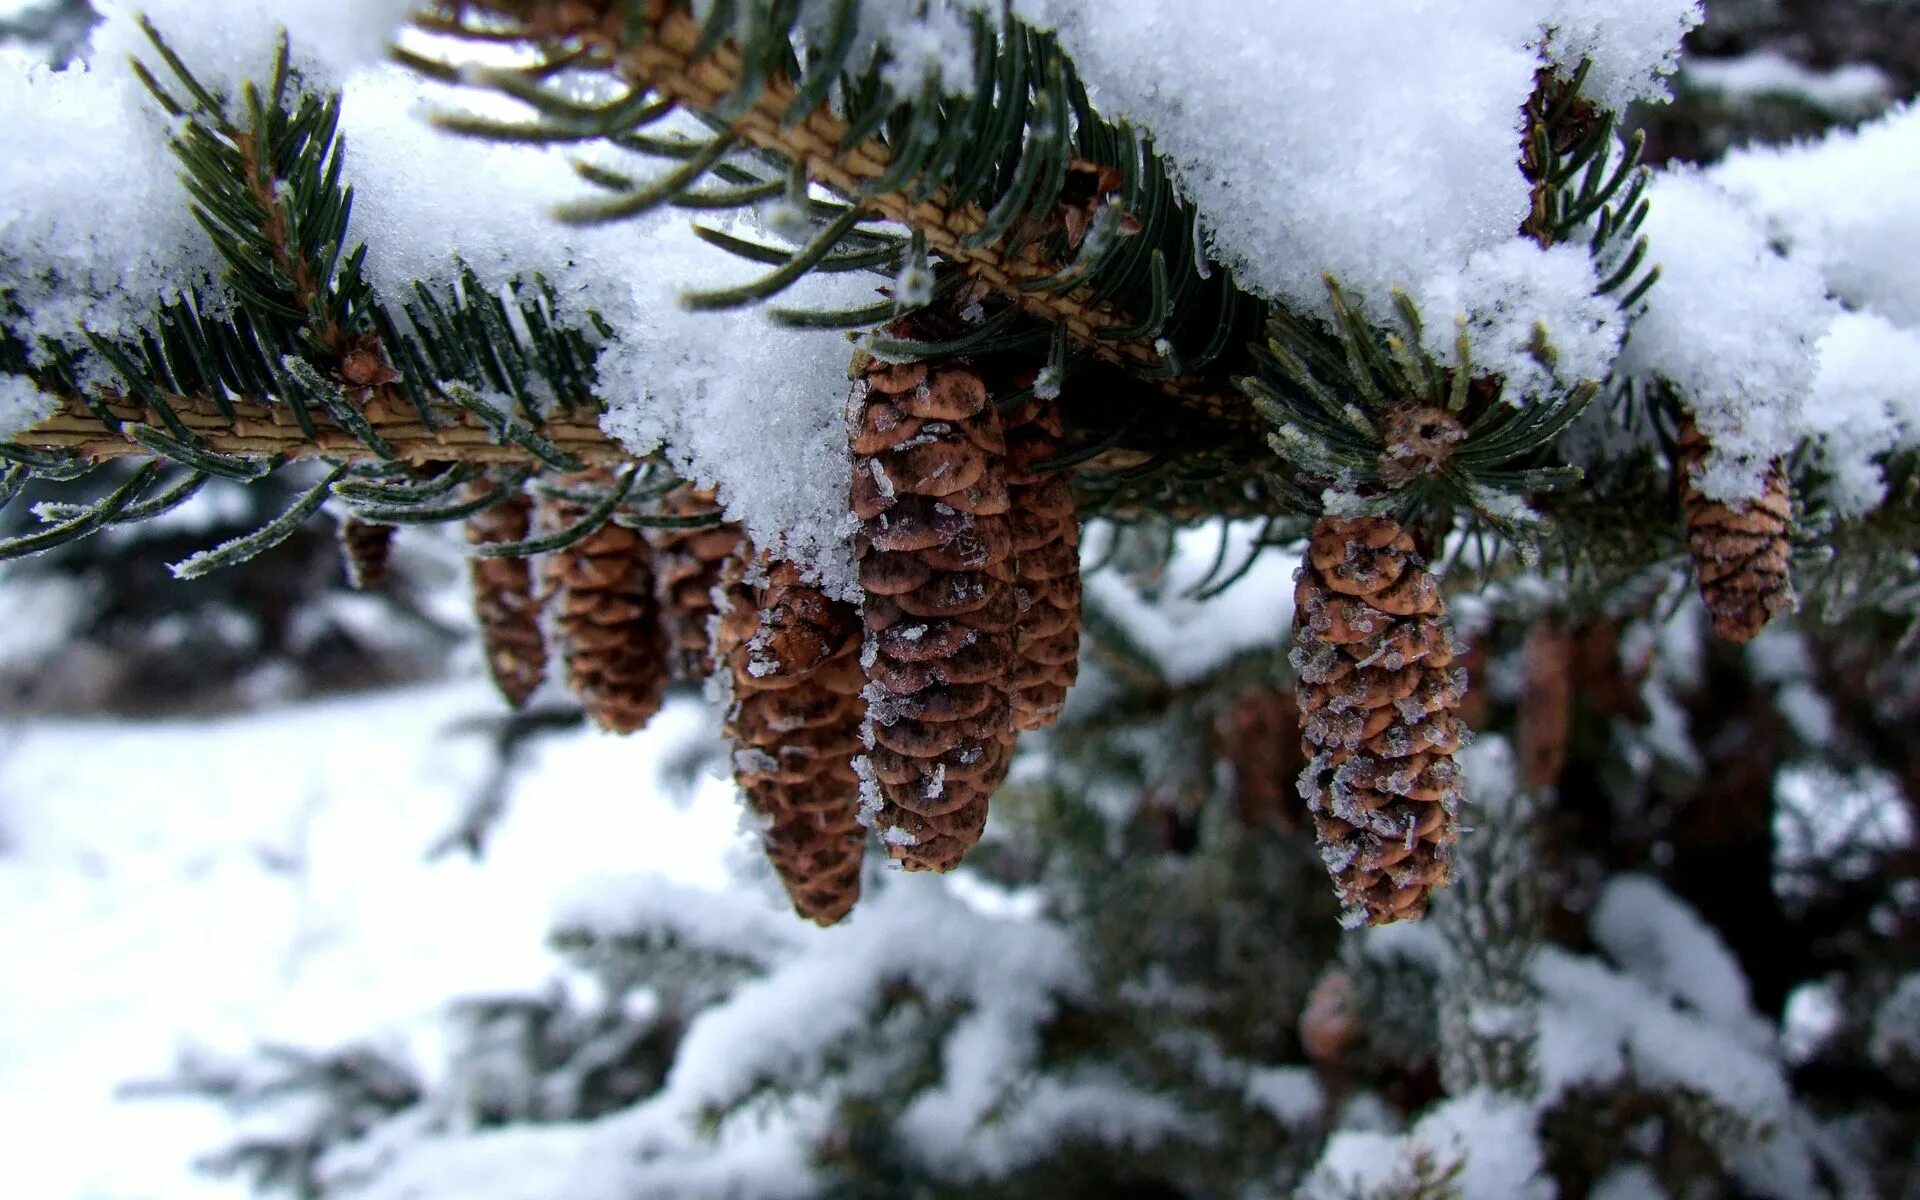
(1675, 417, 1795, 644)
(465, 487, 546, 709)
(717, 556, 867, 925)
(1003, 393, 1082, 732)
(651, 485, 745, 681)
(337, 516, 395, 591)
(849, 354, 1018, 872)
(542, 471, 668, 734)
(1293, 515, 1468, 927)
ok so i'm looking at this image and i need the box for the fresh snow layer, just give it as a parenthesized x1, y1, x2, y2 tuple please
(1713, 103, 1920, 331)
(1684, 51, 1891, 114)
(1803, 312, 1920, 516)
(1590, 873, 1765, 1041)
(1011, 0, 1689, 386)
(1621, 169, 1835, 504)
(0, 682, 746, 1200)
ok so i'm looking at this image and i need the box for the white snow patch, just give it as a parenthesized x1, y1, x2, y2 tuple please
(1622, 169, 1835, 503)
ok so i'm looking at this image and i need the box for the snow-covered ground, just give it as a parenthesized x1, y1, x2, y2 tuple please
(0, 682, 746, 1200)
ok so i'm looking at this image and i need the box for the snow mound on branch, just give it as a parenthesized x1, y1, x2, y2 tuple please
(1410, 239, 1624, 403)
(1590, 874, 1767, 1044)
(1539, 0, 1703, 113)
(1302, 1091, 1552, 1200)
(1012, 0, 1691, 380)
(340, 65, 868, 594)
(0, 48, 221, 355)
(1620, 169, 1835, 504)
(1803, 312, 1920, 516)
(0, 372, 57, 439)
(1712, 102, 1920, 331)
(92, 0, 414, 82)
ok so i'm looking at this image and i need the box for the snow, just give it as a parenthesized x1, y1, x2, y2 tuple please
(0, 46, 222, 356)
(1011, 0, 1689, 379)
(1589, 874, 1767, 1044)
(0, 682, 746, 1200)
(1684, 51, 1891, 114)
(1802, 313, 1920, 516)
(1079, 520, 1296, 687)
(1537, 0, 1703, 114)
(1868, 972, 1920, 1081)
(1302, 1092, 1552, 1200)
(1532, 946, 1801, 1167)
(0, 368, 57, 438)
(1712, 102, 1920, 330)
(1592, 1162, 1669, 1200)
(1410, 238, 1624, 402)
(1413, 1092, 1553, 1200)
(1620, 168, 1835, 504)
(1773, 764, 1914, 903)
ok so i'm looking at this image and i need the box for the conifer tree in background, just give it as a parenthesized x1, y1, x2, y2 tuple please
(3, 0, 1920, 1196)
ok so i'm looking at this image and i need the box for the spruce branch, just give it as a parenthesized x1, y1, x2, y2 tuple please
(416, 0, 1268, 427)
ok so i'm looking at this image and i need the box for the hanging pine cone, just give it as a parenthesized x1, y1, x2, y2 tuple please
(337, 516, 395, 591)
(542, 470, 668, 734)
(1293, 515, 1468, 927)
(1003, 393, 1082, 732)
(1675, 416, 1794, 644)
(1216, 685, 1305, 832)
(651, 485, 745, 681)
(717, 555, 867, 925)
(465, 486, 547, 709)
(1517, 617, 1573, 792)
(849, 352, 1018, 872)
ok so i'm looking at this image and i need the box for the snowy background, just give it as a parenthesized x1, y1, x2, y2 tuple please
(0, 682, 746, 1199)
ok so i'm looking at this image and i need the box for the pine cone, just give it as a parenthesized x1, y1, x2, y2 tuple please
(1676, 417, 1794, 644)
(1293, 515, 1468, 927)
(651, 485, 745, 681)
(1003, 394, 1082, 732)
(1517, 618, 1573, 792)
(465, 487, 547, 709)
(543, 471, 668, 734)
(1216, 685, 1304, 832)
(337, 516, 395, 591)
(849, 353, 1018, 872)
(717, 556, 867, 925)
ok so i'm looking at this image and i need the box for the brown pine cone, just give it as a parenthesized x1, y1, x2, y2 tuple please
(337, 516, 395, 591)
(542, 471, 668, 734)
(717, 556, 867, 925)
(465, 486, 547, 709)
(1003, 393, 1082, 732)
(651, 485, 745, 681)
(1675, 417, 1795, 644)
(849, 353, 1018, 872)
(1293, 515, 1468, 927)
(1517, 618, 1573, 792)
(1215, 685, 1304, 832)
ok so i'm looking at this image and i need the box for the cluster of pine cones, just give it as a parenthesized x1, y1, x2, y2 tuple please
(338, 352, 1083, 927)
(331, 356, 1790, 931)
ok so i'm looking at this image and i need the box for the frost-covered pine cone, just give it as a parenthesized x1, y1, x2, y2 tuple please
(1003, 392, 1082, 732)
(541, 471, 668, 734)
(337, 516, 395, 591)
(849, 353, 1018, 872)
(465, 487, 547, 710)
(1675, 417, 1795, 645)
(650, 484, 744, 681)
(1293, 515, 1468, 926)
(717, 555, 867, 925)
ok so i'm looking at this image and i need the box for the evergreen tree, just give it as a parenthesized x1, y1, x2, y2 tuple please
(4, 0, 1918, 1196)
